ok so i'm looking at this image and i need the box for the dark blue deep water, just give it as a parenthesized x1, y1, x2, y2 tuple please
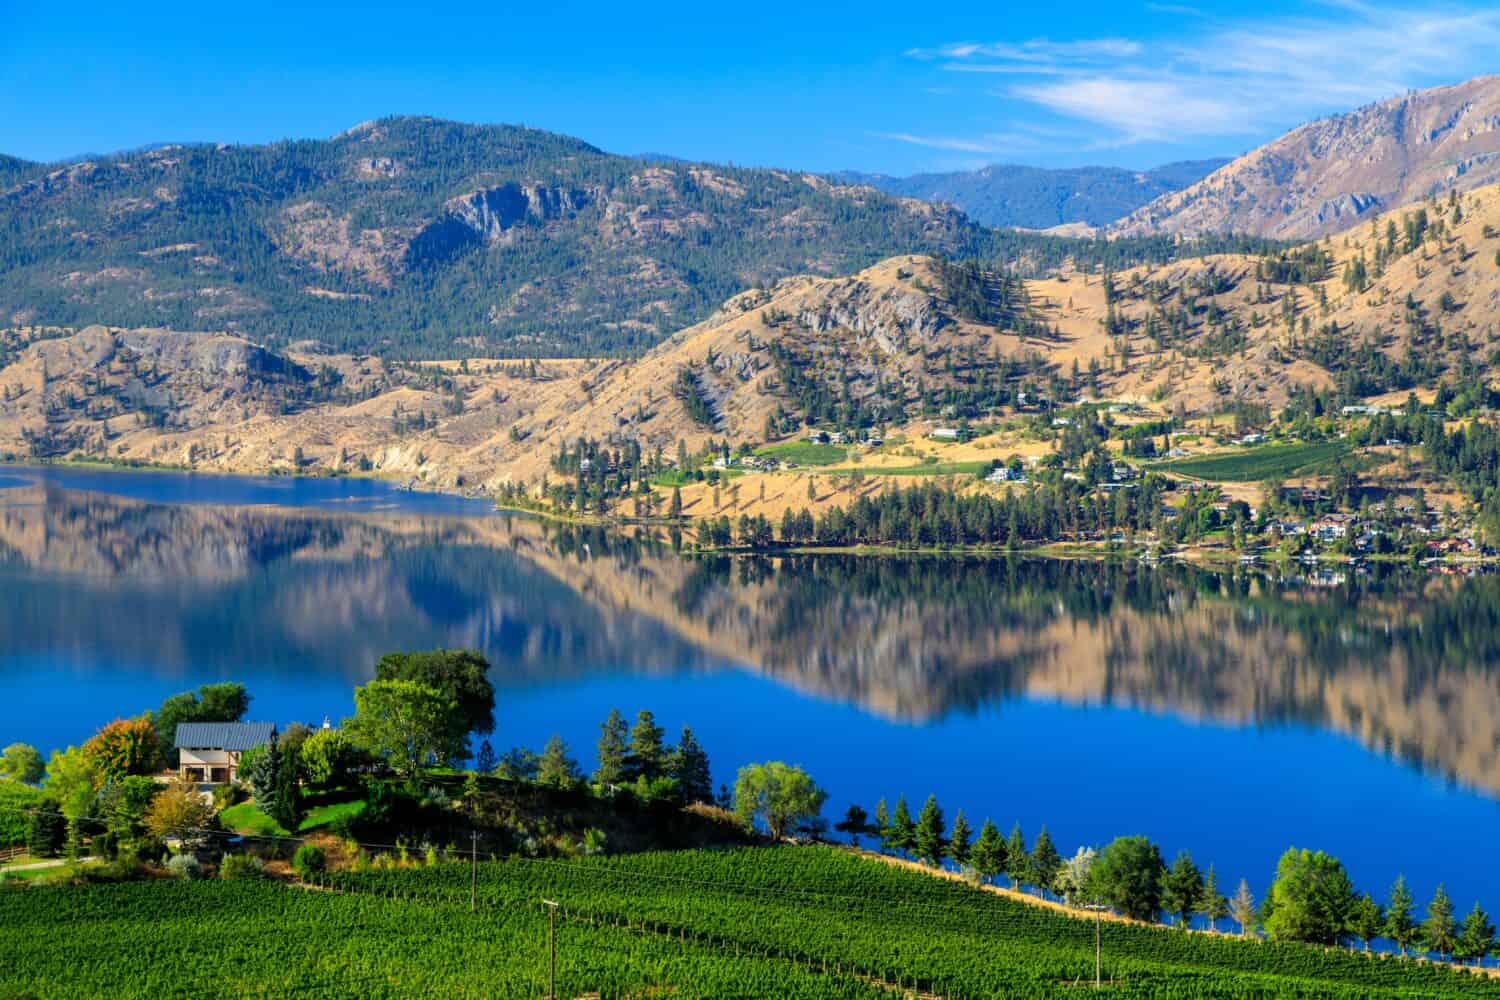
(4, 463, 1500, 921)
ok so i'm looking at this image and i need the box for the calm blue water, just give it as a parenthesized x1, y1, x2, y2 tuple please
(4, 463, 1500, 921)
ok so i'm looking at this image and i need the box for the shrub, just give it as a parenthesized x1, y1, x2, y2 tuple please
(166, 853, 204, 880)
(218, 853, 266, 881)
(212, 783, 245, 810)
(26, 801, 65, 858)
(292, 844, 327, 880)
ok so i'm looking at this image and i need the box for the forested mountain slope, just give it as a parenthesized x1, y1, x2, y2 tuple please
(1113, 75, 1500, 239)
(5, 179, 1500, 488)
(0, 117, 1019, 358)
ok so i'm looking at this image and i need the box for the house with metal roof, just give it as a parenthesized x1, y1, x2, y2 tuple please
(174, 722, 276, 784)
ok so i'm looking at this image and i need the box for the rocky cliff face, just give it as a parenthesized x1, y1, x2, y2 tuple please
(1113, 75, 1500, 239)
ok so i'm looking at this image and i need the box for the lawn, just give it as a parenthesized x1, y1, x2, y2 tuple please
(754, 441, 848, 466)
(219, 798, 366, 837)
(832, 461, 990, 477)
(1157, 441, 1351, 481)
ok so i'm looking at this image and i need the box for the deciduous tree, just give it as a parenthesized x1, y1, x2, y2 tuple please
(732, 762, 826, 841)
(375, 649, 495, 737)
(1092, 835, 1166, 923)
(1262, 848, 1356, 945)
(145, 779, 214, 840)
(344, 679, 466, 778)
(0, 742, 43, 785)
(82, 716, 161, 780)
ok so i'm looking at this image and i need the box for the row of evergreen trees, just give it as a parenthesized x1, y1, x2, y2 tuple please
(835, 794, 1498, 963)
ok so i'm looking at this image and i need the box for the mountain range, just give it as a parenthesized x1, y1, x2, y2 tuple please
(1113, 75, 1500, 239)
(0, 117, 1021, 358)
(837, 159, 1228, 230)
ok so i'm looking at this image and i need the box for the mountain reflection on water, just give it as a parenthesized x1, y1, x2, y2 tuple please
(3, 477, 1500, 798)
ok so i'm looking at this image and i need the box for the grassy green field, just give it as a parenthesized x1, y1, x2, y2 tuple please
(832, 461, 990, 477)
(755, 441, 849, 466)
(220, 799, 367, 837)
(1157, 441, 1350, 482)
(6, 846, 1495, 998)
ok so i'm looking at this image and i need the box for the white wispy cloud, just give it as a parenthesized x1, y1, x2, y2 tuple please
(900, 1, 1500, 151)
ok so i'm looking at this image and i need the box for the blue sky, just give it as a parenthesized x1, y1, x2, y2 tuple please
(2, 0, 1498, 174)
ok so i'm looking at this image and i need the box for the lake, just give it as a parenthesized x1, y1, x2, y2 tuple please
(4, 464, 1500, 916)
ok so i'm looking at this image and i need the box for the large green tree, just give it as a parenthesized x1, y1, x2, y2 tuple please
(971, 820, 1007, 885)
(914, 795, 947, 867)
(1162, 851, 1204, 927)
(1423, 885, 1458, 960)
(1349, 894, 1384, 952)
(1457, 902, 1495, 965)
(375, 650, 495, 736)
(593, 709, 629, 786)
(1385, 876, 1420, 955)
(1262, 848, 1356, 945)
(626, 710, 667, 781)
(538, 734, 582, 788)
(1201, 865, 1230, 933)
(1092, 835, 1166, 922)
(732, 762, 826, 841)
(0, 743, 43, 784)
(888, 796, 917, 858)
(668, 727, 712, 804)
(344, 679, 466, 777)
(949, 811, 973, 868)
(1029, 827, 1062, 896)
(1005, 825, 1029, 890)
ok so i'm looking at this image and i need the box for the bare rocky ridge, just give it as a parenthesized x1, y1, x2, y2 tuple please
(1113, 75, 1500, 239)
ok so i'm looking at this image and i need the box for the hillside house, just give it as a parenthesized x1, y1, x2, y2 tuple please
(175, 722, 276, 784)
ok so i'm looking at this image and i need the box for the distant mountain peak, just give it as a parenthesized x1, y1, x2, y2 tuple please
(1112, 74, 1500, 239)
(842, 159, 1227, 229)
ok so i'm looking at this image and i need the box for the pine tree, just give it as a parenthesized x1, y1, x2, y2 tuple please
(889, 796, 916, 858)
(268, 744, 301, 832)
(592, 709, 628, 786)
(1385, 876, 1419, 956)
(873, 798, 890, 852)
(1350, 894, 1384, 952)
(475, 739, 496, 774)
(1231, 879, 1257, 938)
(1201, 865, 1230, 932)
(834, 805, 872, 847)
(949, 810, 972, 868)
(1029, 827, 1062, 897)
(1162, 851, 1203, 927)
(1424, 884, 1458, 960)
(971, 820, 1007, 885)
(626, 710, 666, 781)
(914, 795, 946, 867)
(1005, 824, 1029, 890)
(247, 733, 282, 806)
(538, 734, 581, 788)
(668, 726, 712, 803)
(1458, 902, 1496, 966)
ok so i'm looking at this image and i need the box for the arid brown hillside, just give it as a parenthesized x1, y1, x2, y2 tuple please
(1113, 75, 1500, 239)
(6, 180, 1500, 491)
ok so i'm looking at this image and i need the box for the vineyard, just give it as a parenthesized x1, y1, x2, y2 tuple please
(1156, 441, 1351, 482)
(7, 846, 1499, 998)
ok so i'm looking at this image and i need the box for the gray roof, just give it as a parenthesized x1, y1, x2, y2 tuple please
(173, 722, 276, 751)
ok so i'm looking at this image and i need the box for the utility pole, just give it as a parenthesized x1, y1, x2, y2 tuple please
(542, 899, 560, 999)
(1085, 903, 1106, 988)
(470, 830, 478, 912)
